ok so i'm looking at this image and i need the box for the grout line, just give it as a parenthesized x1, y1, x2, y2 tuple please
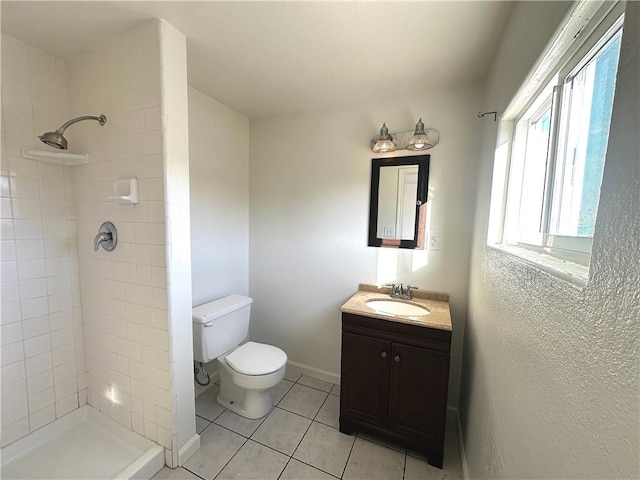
(211, 435, 250, 480)
(293, 458, 342, 479)
(291, 380, 334, 395)
(276, 403, 319, 421)
(212, 420, 251, 439)
(312, 392, 330, 422)
(276, 456, 293, 480)
(340, 432, 357, 479)
(402, 449, 407, 480)
(274, 381, 295, 406)
(181, 466, 207, 480)
(289, 415, 316, 461)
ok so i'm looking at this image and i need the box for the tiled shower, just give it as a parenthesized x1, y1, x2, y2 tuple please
(0, 21, 188, 459)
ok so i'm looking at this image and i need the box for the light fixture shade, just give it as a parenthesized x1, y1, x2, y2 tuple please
(406, 118, 432, 150)
(372, 123, 396, 153)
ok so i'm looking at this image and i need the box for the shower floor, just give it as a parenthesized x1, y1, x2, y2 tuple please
(1, 406, 164, 479)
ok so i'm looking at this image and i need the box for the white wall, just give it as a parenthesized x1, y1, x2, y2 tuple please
(188, 87, 250, 306)
(461, 2, 639, 478)
(159, 21, 197, 466)
(250, 84, 482, 408)
(0, 35, 82, 446)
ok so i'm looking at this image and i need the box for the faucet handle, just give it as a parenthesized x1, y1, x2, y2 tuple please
(404, 285, 418, 299)
(384, 283, 401, 297)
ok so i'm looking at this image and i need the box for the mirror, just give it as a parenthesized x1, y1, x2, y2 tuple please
(368, 155, 430, 249)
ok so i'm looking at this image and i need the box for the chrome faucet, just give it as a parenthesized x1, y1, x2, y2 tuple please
(385, 283, 418, 300)
(93, 231, 112, 251)
(93, 221, 117, 251)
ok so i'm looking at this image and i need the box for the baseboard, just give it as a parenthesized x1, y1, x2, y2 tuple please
(446, 406, 457, 432)
(178, 433, 200, 466)
(287, 360, 340, 385)
(456, 413, 469, 480)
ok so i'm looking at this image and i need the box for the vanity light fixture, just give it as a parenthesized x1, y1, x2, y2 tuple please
(370, 119, 439, 153)
(372, 123, 396, 153)
(406, 118, 431, 151)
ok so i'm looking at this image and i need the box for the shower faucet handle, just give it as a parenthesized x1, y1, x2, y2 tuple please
(93, 232, 111, 251)
(94, 222, 117, 252)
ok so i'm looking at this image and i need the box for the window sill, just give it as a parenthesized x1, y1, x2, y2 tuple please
(487, 243, 588, 290)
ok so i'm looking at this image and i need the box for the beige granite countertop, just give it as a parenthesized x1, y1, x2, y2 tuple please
(340, 284, 452, 331)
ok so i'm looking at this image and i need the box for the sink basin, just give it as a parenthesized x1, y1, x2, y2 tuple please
(365, 300, 430, 317)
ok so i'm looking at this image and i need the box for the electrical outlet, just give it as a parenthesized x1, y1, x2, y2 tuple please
(383, 226, 395, 238)
(428, 231, 440, 250)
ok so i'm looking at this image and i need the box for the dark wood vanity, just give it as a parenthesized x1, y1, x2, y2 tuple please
(339, 286, 452, 468)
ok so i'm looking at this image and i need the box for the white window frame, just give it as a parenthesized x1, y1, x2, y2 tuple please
(489, 1, 625, 283)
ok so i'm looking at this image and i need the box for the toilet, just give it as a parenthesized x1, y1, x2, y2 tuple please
(192, 294, 287, 419)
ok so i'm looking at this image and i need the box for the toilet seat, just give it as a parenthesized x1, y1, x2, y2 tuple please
(225, 341, 287, 376)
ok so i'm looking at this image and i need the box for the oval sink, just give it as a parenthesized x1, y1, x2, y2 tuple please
(365, 300, 430, 317)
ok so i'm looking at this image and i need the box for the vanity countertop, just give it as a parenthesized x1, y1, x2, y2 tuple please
(340, 284, 452, 331)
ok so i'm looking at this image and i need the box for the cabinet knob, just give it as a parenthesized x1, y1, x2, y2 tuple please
(394, 354, 401, 363)
(381, 351, 388, 359)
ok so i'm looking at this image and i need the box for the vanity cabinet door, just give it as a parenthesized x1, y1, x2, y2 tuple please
(389, 342, 449, 446)
(340, 332, 391, 427)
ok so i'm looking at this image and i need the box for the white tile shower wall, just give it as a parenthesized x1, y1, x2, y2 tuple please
(1, 34, 83, 447)
(68, 21, 172, 450)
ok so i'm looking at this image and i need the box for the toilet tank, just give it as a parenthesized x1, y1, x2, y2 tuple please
(192, 295, 253, 364)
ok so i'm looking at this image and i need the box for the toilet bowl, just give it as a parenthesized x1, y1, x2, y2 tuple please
(192, 295, 287, 419)
(217, 341, 286, 418)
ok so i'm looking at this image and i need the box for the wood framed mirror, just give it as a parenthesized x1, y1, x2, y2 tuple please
(368, 154, 430, 249)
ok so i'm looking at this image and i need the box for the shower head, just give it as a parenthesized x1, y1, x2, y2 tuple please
(39, 114, 107, 150)
(39, 130, 68, 149)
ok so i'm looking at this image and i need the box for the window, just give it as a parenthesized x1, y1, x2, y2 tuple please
(494, 4, 624, 274)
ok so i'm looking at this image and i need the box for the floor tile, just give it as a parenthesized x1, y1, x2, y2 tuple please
(293, 421, 355, 478)
(330, 384, 340, 396)
(195, 415, 211, 434)
(357, 432, 406, 453)
(271, 379, 294, 405)
(251, 407, 311, 455)
(279, 383, 328, 419)
(343, 437, 405, 480)
(182, 423, 245, 479)
(284, 364, 303, 382)
(216, 439, 288, 480)
(279, 459, 339, 480)
(194, 384, 225, 421)
(214, 409, 267, 437)
(314, 394, 339, 429)
(298, 374, 333, 392)
(152, 466, 201, 480)
(404, 455, 462, 480)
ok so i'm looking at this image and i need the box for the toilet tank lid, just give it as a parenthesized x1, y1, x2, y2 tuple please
(192, 295, 253, 323)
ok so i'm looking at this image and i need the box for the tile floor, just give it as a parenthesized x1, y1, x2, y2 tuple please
(153, 367, 463, 480)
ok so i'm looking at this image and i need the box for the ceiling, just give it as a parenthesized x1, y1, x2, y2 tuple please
(1, 1, 513, 118)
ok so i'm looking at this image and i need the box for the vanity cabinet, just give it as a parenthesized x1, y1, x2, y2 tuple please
(340, 312, 451, 468)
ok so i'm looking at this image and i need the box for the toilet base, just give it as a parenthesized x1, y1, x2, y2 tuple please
(216, 356, 285, 419)
(217, 389, 272, 419)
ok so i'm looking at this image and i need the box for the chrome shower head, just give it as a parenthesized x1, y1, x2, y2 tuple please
(38, 114, 107, 150)
(39, 130, 67, 149)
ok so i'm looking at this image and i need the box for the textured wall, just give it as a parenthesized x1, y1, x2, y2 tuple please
(461, 2, 640, 478)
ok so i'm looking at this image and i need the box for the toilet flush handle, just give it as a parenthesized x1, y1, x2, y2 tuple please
(204, 321, 214, 327)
